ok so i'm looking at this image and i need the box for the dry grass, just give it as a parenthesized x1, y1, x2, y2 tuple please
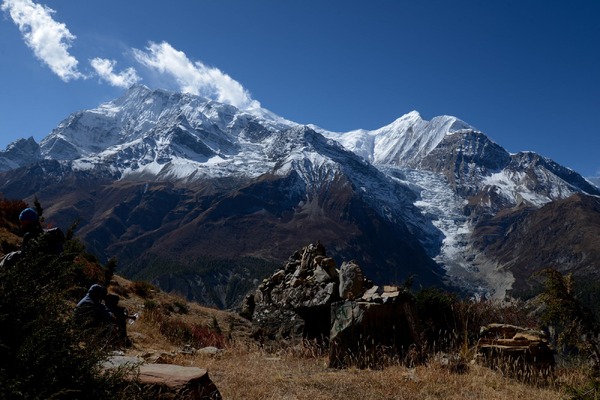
(112, 276, 595, 400)
(109, 275, 251, 351)
(166, 343, 566, 400)
(0, 228, 20, 255)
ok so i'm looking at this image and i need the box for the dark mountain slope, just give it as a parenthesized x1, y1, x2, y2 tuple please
(473, 193, 600, 294)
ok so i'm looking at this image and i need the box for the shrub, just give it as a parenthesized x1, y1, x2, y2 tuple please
(172, 301, 189, 314)
(159, 318, 194, 344)
(0, 197, 27, 230)
(143, 307, 228, 349)
(415, 288, 458, 351)
(414, 287, 537, 355)
(0, 238, 126, 399)
(191, 324, 228, 348)
(130, 281, 157, 299)
(143, 299, 158, 311)
(535, 268, 600, 374)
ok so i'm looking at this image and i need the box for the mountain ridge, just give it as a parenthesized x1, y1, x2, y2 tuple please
(1, 85, 598, 305)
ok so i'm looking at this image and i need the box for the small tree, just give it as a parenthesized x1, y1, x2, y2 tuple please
(535, 268, 600, 373)
(0, 232, 130, 399)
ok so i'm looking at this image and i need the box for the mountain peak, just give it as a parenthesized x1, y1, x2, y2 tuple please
(398, 110, 423, 122)
(0, 136, 41, 171)
(322, 111, 477, 166)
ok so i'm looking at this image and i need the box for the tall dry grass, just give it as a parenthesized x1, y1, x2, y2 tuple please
(173, 341, 568, 400)
(117, 279, 598, 399)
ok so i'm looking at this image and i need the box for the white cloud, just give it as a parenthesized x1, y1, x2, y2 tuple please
(1, 0, 82, 81)
(90, 58, 140, 88)
(133, 41, 260, 110)
(2, 2, 261, 106)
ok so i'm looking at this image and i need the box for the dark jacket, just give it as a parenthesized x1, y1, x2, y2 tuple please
(74, 294, 114, 328)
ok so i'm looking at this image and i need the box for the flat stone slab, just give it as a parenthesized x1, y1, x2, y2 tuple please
(105, 355, 221, 399)
(138, 363, 207, 386)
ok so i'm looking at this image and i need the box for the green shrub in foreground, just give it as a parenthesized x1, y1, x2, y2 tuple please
(0, 239, 131, 400)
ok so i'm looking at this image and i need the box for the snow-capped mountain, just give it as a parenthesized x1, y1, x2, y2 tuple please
(37, 85, 294, 179)
(0, 137, 40, 171)
(317, 111, 473, 166)
(319, 111, 600, 296)
(1, 85, 598, 305)
(31, 85, 430, 242)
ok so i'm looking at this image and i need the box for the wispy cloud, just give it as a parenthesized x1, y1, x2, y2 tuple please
(1, 0, 82, 81)
(90, 58, 140, 88)
(3, 1, 260, 111)
(133, 41, 260, 110)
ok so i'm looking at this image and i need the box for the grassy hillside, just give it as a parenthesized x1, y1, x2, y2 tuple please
(115, 275, 595, 399)
(2, 197, 599, 399)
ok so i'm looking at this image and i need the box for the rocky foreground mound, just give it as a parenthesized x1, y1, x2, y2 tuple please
(244, 242, 421, 367)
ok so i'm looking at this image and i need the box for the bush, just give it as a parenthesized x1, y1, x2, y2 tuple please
(415, 288, 458, 351)
(535, 268, 600, 374)
(130, 281, 157, 299)
(143, 299, 158, 310)
(0, 238, 126, 399)
(142, 306, 228, 349)
(414, 287, 537, 355)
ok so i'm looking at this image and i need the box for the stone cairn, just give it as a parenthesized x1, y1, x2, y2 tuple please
(244, 242, 421, 368)
(474, 323, 555, 379)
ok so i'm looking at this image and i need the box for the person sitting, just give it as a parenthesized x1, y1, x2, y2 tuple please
(18, 208, 44, 253)
(104, 294, 137, 348)
(1, 207, 65, 269)
(1, 208, 42, 268)
(74, 284, 116, 331)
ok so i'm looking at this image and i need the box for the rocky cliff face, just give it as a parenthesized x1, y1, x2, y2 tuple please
(0, 137, 41, 171)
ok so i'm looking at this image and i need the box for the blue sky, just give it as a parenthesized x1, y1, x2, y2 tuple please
(1, 0, 599, 176)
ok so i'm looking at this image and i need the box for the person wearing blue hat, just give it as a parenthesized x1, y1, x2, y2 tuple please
(0, 207, 64, 268)
(18, 207, 44, 252)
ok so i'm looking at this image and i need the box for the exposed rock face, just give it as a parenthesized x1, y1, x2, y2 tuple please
(250, 243, 422, 369)
(473, 193, 600, 295)
(250, 242, 344, 342)
(338, 260, 364, 300)
(329, 298, 420, 369)
(0, 137, 41, 171)
(419, 130, 512, 198)
(474, 323, 554, 378)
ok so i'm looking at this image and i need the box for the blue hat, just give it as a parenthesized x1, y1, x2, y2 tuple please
(19, 208, 38, 222)
(88, 284, 107, 296)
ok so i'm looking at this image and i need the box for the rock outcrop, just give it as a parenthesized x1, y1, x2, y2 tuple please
(329, 298, 420, 368)
(105, 356, 221, 399)
(249, 242, 421, 368)
(474, 323, 555, 379)
(250, 242, 343, 342)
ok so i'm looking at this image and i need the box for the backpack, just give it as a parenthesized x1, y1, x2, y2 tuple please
(38, 227, 66, 255)
(0, 228, 65, 269)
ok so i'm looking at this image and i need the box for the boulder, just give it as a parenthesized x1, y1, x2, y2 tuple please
(250, 241, 422, 368)
(329, 298, 420, 369)
(251, 242, 347, 343)
(338, 260, 364, 300)
(105, 356, 221, 399)
(359, 285, 404, 304)
(474, 323, 555, 378)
